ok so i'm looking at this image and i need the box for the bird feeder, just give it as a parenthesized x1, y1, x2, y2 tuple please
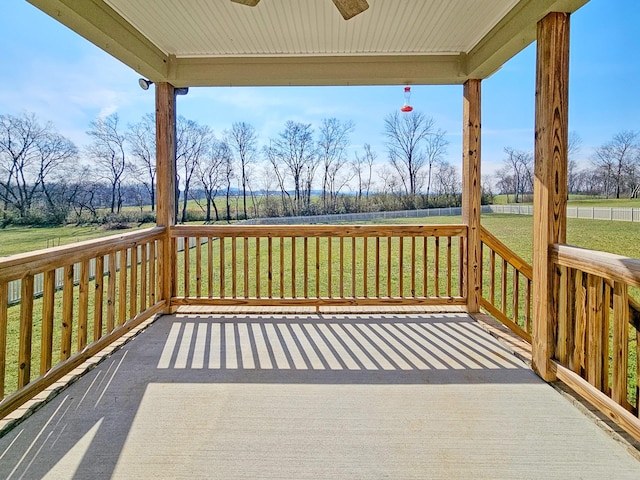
(401, 86, 413, 112)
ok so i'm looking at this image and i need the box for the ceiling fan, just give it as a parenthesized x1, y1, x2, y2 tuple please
(230, 0, 370, 20)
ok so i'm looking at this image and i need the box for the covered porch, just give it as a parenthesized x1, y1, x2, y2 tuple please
(1, 310, 639, 478)
(1, 0, 640, 475)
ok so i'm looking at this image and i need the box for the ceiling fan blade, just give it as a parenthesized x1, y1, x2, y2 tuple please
(332, 0, 369, 20)
(231, 0, 261, 6)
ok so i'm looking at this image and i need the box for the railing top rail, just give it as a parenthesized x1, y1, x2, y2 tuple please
(0, 226, 166, 282)
(479, 226, 533, 279)
(550, 243, 640, 289)
(171, 224, 467, 238)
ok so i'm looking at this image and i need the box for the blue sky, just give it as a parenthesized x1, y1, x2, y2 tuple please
(1, 0, 638, 178)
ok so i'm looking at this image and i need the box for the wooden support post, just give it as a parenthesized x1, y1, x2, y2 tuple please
(462, 79, 481, 312)
(156, 83, 177, 310)
(532, 12, 570, 381)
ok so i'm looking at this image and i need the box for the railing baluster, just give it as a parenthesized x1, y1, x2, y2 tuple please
(328, 237, 333, 298)
(207, 237, 213, 298)
(231, 236, 237, 299)
(0, 281, 7, 397)
(375, 237, 380, 298)
(119, 250, 127, 325)
(363, 236, 368, 297)
(315, 237, 320, 298)
(556, 266, 569, 365)
(501, 259, 507, 314)
(130, 247, 138, 317)
(399, 236, 404, 297)
(434, 237, 440, 297)
(268, 236, 273, 298)
(387, 237, 392, 297)
(459, 237, 465, 297)
(573, 271, 586, 375)
(602, 283, 611, 396)
(586, 274, 604, 390)
(78, 260, 90, 351)
(183, 238, 190, 297)
(279, 237, 284, 298)
(411, 236, 416, 297)
(219, 237, 226, 298)
(352, 237, 356, 298)
(196, 237, 202, 298)
(611, 281, 629, 405)
(244, 237, 249, 298)
(41, 270, 55, 374)
(256, 237, 261, 299)
(512, 270, 519, 329)
(18, 274, 34, 388)
(340, 237, 344, 298)
(140, 243, 148, 310)
(446, 237, 452, 297)
(61, 264, 74, 360)
(292, 237, 296, 298)
(149, 242, 156, 305)
(304, 237, 309, 298)
(489, 249, 496, 305)
(94, 256, 104, 341)
(423, 236, 428, 297)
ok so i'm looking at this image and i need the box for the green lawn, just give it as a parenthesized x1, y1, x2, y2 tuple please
(0, 224, 155, 257)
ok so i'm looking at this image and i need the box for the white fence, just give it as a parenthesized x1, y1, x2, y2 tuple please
(485, 204, 640, 222)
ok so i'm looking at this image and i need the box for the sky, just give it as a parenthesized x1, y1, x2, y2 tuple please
(1, 0, 639, 180)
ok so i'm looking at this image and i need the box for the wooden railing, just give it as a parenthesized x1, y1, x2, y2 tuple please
(171, 225, 467, 307)
(479, 227, 533, 342)
(0, 227, 166, 418)
(550, 244, 640, 440)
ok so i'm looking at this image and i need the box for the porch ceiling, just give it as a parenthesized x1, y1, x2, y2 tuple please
(27, 0, 587, 86)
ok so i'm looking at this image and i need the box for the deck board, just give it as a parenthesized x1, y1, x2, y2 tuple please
(0, 313, 638, 479)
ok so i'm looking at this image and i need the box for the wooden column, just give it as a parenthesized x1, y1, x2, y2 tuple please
(462, 79, 482, 313)
(156, 82, 177, 309)
(532, 12, 570, 381)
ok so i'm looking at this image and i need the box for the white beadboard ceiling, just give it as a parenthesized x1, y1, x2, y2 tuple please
(27, 0, 589, 86)
(103, 0, 518, 57)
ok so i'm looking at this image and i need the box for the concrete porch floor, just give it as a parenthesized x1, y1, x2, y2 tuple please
(0, 312, 638, 479)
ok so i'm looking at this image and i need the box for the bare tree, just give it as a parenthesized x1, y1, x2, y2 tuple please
(351, 143, 376, 211)
(192, 140, 223, 222)
(0, 113, 77, 222)
(384, 111, 448, 206)
(86, 113, 128, 214)
(227, 122, 257, 220)
(265, 121, 317, 215)
(494, 147, 533, 203)
(318, 118, 354, 213)
(176, 117, 212, 223)
(127, 114, 156, 211)
(592, 130, 640, 199)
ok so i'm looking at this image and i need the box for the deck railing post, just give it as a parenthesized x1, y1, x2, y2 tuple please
(532, 12, 570, 381)
(156, 82, 177, 311)
(462, 79, 481, 312)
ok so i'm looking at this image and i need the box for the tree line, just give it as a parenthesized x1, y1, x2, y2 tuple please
(493, 131, 640, 202)
(0, 110, 462, 227)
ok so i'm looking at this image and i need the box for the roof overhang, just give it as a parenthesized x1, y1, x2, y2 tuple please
(26, 0, 588, 87)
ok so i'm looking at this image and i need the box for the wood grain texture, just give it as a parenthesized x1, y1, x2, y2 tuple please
(40, 270, 55, 375)
(18, 275, 34, 388)
(0, 282, 7, 397)
(532, 12, 569, 381)
(611, 281, 629, 405)
(60, 265, 74, 361)
(462, 79, 482, 312)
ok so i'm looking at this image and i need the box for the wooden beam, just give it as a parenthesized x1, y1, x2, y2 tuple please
(462, 79, 482, 313)
(156, 83, 177, 308)
(532, 12, 570, 381)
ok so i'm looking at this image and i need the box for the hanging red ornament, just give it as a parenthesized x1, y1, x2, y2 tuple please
(401, 86, 413, 112)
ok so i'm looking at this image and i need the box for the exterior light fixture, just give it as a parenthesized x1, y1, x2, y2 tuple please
(139, 78, 153, 90)
(139, 78, 189, 96)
